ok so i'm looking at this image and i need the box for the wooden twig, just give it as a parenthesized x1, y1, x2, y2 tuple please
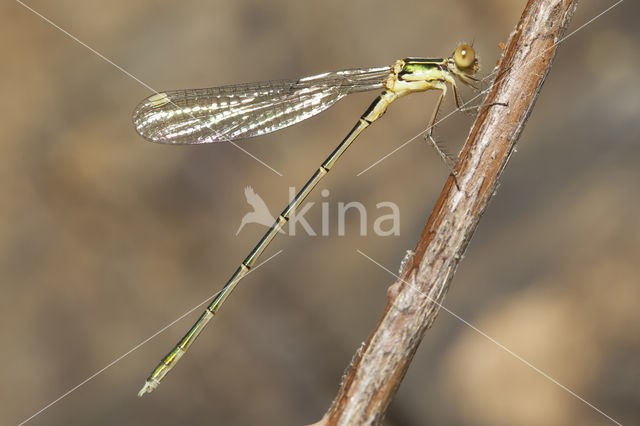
(318, 0, 579, 424)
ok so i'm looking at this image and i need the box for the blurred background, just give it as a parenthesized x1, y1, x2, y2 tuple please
(2, 1, 638, 425)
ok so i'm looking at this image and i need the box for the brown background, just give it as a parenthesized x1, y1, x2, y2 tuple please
(2, 1, 638, 425)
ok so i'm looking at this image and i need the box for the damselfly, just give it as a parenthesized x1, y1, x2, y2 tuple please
(133, 44, 479, 395)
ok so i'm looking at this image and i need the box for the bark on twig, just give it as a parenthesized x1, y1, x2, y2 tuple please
(319, 0, 579, 424)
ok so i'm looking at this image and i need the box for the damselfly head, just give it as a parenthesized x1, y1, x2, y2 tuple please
(453, 44, 476, 70)
(448, 44, 479, 86)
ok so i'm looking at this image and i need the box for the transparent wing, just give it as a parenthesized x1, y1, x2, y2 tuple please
(132, 66, 390, 144)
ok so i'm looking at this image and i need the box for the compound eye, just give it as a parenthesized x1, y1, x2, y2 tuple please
(454, 44, 476, 69)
